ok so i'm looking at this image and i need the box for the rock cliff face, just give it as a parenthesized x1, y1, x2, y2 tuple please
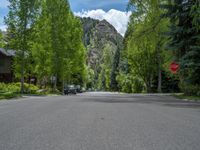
(81, 17, 123, 68)
(81, 17, 123, 89)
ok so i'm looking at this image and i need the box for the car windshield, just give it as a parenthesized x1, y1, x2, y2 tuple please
(68, 85, 75, 88)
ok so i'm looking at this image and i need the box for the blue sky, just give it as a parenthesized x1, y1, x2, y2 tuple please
(69, 0, 129, 12)
(0, 0, 130, 35)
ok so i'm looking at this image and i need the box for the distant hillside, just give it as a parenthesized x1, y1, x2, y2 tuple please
(80, 17, 123, 90)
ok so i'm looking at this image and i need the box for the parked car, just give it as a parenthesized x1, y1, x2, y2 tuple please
(64, 85, 77, 95)
(81, 87, 86, 93)
(75, 85, 82, 93)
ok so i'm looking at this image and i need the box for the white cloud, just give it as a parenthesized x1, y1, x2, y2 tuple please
(0, 0, 9, 8)
(0, 25, 7, 31)
(75, 9, 131, 36)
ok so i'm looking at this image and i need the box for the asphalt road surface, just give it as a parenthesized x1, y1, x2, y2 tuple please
(0, 92, 200, 150)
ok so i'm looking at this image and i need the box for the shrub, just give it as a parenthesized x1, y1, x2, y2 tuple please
(23, 83, 39, 94)
(0, 82, 39, 94)
(131, 77, 144, 93)
(0, 83, 6, 92)
(0, 92, 20, 99)
(7, 83, 21, 93)
(117, 73, 144, 93)
(180, 84, 200, 96)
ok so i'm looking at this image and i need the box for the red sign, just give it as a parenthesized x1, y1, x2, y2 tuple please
(170, 62, 179, 74)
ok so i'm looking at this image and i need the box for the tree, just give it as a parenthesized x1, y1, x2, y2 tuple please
(32, 0, 86, 92)
(67, 16, 86, 87)
(110, 46, 120, 91)
(123, 0, 169, 92)
(98, 44, 113, 90)
(5, 0, 37, 93)
(30, 0, 52, 88)
(0, 30, 4, 48)
(164, 0, 200, 95)
(5, 0, 86, 94)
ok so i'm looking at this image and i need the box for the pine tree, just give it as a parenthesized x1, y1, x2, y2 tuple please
(110, 46, 121, 91)
(165, 0, 200, 94)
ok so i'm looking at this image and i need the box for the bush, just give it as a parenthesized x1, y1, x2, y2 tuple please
(0, 82, 39, 94)
(117, 73, 144, 93)
(7, 83, 21, 93)
(0, 83, 6, 92)
(131, 77, 144, 93)
(180, 84, 200, 96)
(0, 92, 21, 99)
(117, 73, 132, 93)
(23, 83, 39, 94)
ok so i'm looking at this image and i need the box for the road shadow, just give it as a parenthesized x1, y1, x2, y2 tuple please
(82, 95, 200, 109)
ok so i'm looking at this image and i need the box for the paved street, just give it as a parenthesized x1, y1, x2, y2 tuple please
(0, 92, 200, 150)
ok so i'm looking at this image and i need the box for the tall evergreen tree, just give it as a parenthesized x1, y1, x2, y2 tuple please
(110, 46, 121, 91)
(165, 0, 200, 94)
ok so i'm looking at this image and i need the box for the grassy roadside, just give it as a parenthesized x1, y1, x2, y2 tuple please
(173, 93, 200, 102)
(0, 92, 22, 100)
(0, 91, 62, 101)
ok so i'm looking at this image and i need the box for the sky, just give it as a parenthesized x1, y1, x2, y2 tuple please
(0, 0, 131, 36)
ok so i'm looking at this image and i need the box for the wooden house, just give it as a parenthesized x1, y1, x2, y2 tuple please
(0, 48, 15, 82)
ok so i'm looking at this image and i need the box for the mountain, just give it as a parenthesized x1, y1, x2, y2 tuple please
(80, 17, 123, 90)
(1, 18, 124, 90)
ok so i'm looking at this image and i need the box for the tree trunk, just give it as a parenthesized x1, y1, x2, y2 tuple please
(158, 68, 162, 93)
(54, 74, 57, 92)
(20, 52, 25, 94)
(156, 41, 162, 93)
(146, 80, 152, 93)
(157, 50, 162, 93)
(62, 78, 65, 95)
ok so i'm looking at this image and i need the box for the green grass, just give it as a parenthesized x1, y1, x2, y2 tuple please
(174, 94, 200, 101)
(0, 90, 61, 101)
(0, 92, 22, 100)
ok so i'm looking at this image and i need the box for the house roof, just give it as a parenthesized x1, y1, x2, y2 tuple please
(0, 48, 15, 57)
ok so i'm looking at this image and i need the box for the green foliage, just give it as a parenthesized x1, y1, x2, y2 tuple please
(174, 94, 200, 101)
(180, 84, 200, 97)
(0, 82, 39, 94)
(121, 0, 170, 93)
(0, 31, 4, 48)
(119, 0, 200, 95)
(132, 77, 144, 93)
(97, 44, 114, 90)
(30, 2, 52, 86)
(0, 82, 20, 93)
(86, 67, 95, 89)
(164, 0, 200, 95)
(0, 92, 21, 100)
(110, 46, 120, 91)
(117, 73, 144, 93)
(33, 0, 86, 91)
(81, 18, 123, 90)
(117, 73, 132, 93)
(5, 0, 38, 93)
(5, 0, 86, 93)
